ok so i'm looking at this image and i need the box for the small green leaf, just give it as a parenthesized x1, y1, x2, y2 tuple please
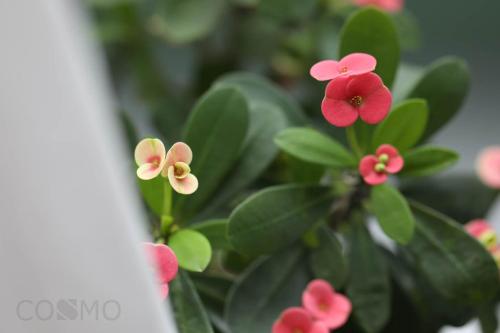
(191, 274, 233, 305)
(171, 271, 214, 333)
(309, 227, 348, 289)
(169, 229, 212, 272)
(228, 184, 335, 256)
(138, 176, 164, 217)
(339, 8, 400, 87)
(275, 127, 356, 168)
(372, 99, 429, 152)
(407, 57, 470, 140)
(371, 184, 415, 244)
(225, 247, 309, 333)
(175, 87, 249, 220)
(401, 146, 459, 177)
(406, 202, 500, 305)
(191, 219, 231, 250)
(347, 213, 391, 333)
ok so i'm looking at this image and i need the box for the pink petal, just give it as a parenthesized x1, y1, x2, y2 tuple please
(165, 142, 193, 167)
(320, 294, 352, 329)
(324, 76, 351, 99)
(310, 60, 340, 81)
(339, 53, 377, 77)
(135, 138, 166, 166)
(310, 322, 329, 333)
(385, 155, 404, 173)
(321, 98, 359, 127)
(346, 72, 384, 97)
(358, 86, 392, 125)
(376, 144, 399, 158)
(359, 156, 387, 185)
(159, 283, 169, 299)
(302, 280, 336, 318)
(143, 243, 179, 283)
(465, 220, 493, 238)
(353, 0, 404, 12)
(273, 307, 314, 333)
(136, 163, 163, 180)
(476, 146, 500, 189)
(167, 166, 199, 195)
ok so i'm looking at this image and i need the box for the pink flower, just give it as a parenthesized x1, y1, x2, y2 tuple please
(359, 144, 404, 185)
(272, 307, 329, 333)
(476, 146, 500, 189)
(302, 279, 352, 330)
(353, 0, 404, 13)
(143, 242, 179, 299)
(310, 53, 377, 81)
(321, 72, 392, 127)
(161, 142, 199, 195)
(465, 219, 497, 250)
(135, 138, 168, 180)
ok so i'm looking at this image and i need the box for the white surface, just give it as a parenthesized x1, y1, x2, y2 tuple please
(0, 0, 177, 332)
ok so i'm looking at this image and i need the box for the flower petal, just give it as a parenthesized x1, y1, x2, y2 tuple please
(324, 76, 351, 99)
(143, 243, 179, 283)
(137, 163, 162, 180)
(310, 322, 329, 333)
(339, 53, 377, 77)
(167, 166, 199, 194)
(476, 146, 500, 189)
(159, 283, 169, 299)
(273, 307, 313, 333)
(310, 60, 340, 81)
(346, 72, 384, 97)
(359, 156, 387, 185)
(376, 144, 399, 158)
(166, 142, 193, 167)
(321, 294, 352, 329)
(358, 86, 392, 125)
(134, 138, 166, 166)
(376, 144, 403, 173)
(321, 98, 358, 127)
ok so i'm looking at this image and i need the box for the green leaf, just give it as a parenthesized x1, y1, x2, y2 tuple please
(200, 103, 287, 217)
(148, 0, 225, 44)
(225, 247, 309, 333)
(339, 8, 400, 87)
(275, 127, 356, 168)
(168, 229, 212, 272)
(171, 271, 214, 333)
(407, 57, 470, 140)
(347, 214, 391, 333)
(406, 201, 500, 305)
(213, 72, 307, 125)
(191, 274, 233, 306)
(175, 87, 249, 220)
(257, 0, 318, 22)
(371, 184, 415, 244)
(138, 176, 164, 217)
(309, 227, 348, 289)
(401, 146, 459, 177)
(372, 99, 429, 152)
(191, 219, 231, 250)
(228, 184, 335, 256)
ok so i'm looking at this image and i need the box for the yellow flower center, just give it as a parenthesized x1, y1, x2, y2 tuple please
(173, 162, 190, 179)
(339, 66, 349, 73)
(293, 330, 303, 333)
(350, 95, 363, 107)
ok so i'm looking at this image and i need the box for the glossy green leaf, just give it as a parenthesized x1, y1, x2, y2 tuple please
(175, 87, 249, 220)
(339, 8, 400, 87)
(191, 274, 233, 306)
(228, 184, 335, 256)
(171, 271, 214, 333)
(309, 227, 348, 289)
(371, 184, 415, 244)
(168, 229, 212, 272)
(406, 202, 500, 305)
(347, 214, 391, 333)
(275, 127, 356, 168)
(148, 0, 224, 44)
(225, 247, 309, 333)
(213, 72, 307, 125)
(407, 57, 470, 140)
(372, 99, 429, 152)
(401, 146, 459, 177)
(191, 219, 231, 250)
(138, 176, 164, 217)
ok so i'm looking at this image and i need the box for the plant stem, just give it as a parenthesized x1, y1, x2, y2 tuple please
(162, 180, 173, 217)
(346, 126, 363, 158)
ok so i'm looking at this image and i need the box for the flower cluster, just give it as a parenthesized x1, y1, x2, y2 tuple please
(359, 144, 404, 185)
(311, 53, 392, 128)
(135, 138, 198, 194)
(143, 242, 179, 299)
(352, 0, 404, 13)
(273, 280, 352, 333)
(476, 146, 500, 189)
(465, 220, 500, 267)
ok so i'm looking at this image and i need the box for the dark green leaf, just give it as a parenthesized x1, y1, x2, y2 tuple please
(138, 176, 164, 217)
(371, 184, 415, 244)
(171, 271, 214, 333)
(168, 229, 212, 272)
(275, 127, 356, 168)
(228, 184, 335, 256)
(339, 8, 400, 87)
(175, 87, 249, 220)
(407, 57, 470, 140)
(347, 214, 391, 333)
(401, 146, 459, 177)
(225, 247, 309, 333)
(372, 99, 428, 152)
(309, 227, 348, 289)
(191, 274, 233, 305)
(191, 219, 231, 250)
(406, 201, 500, 305)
